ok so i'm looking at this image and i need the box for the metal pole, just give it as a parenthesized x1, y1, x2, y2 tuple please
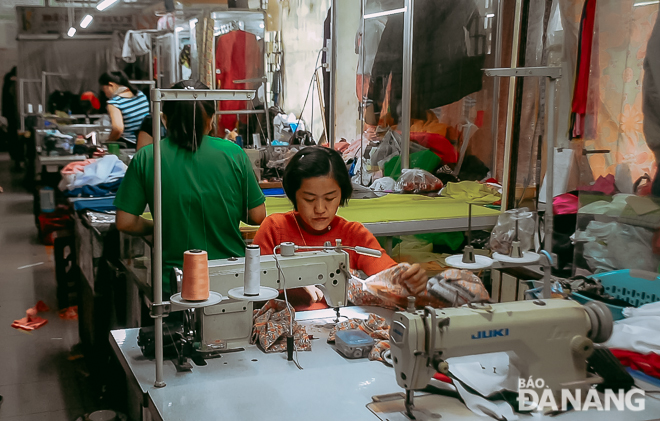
(19, 80, 25, 133)
(152, 89, 166, 388)
(501, 0, 523, 210)
(544, 78, 556, 253)
(329, 0, 338, 147)
(41, 72, 47, 114)
(400, 0, 414, 170)
(490, 0, 504, 177)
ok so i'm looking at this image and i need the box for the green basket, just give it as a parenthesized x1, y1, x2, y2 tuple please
(570, 269, 660, 320)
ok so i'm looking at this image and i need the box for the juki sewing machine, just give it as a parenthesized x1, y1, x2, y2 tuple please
(189, 241, 380, 352)
(389, 298, 614, 418)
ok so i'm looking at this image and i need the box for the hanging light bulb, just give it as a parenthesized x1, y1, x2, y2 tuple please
(80, 14, 93, 29)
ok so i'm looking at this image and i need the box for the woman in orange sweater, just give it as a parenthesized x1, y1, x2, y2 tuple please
(252, 146, 427, 309)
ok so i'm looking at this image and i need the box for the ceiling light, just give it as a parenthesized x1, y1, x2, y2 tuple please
(96, 0, 119, 11)
(80, 14, 93, 28)
(486, 13, 495, 18)
(364, 7, 406, 20)
(634, 0, 660, 5)
(67, 27, 76, 37)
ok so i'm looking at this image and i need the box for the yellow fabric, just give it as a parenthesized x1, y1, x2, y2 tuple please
(264, 194, 500, 223)
(440, 181, 501, 204)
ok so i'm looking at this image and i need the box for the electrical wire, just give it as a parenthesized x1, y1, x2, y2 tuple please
(293, 49, 324, 138)
(272, 245, 303, 370)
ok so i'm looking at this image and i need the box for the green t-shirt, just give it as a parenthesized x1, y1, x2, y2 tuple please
(114, 136, 265, 297)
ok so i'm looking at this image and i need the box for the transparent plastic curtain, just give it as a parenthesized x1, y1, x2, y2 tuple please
(17, 39, 113, 113)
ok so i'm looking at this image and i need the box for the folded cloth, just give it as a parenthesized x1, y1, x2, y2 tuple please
(611, 349, 660, 379)
(427, 269, 490, 305)
(70, 196, 116, 212)
(623, 301, 660, 318)
(440, 181, 501, 204)
(250, 299, 311, 353)
(327, 314, 391, 362)
(61, 159, 97, 175)
(12, 301, 50, 331)
(604, 315, 660, 355)
(64, 179, 123, 198)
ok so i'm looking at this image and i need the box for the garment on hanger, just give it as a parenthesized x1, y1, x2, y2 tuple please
(215, 29, 263, 134)
(122, 30, 151, 63)
(368, 0, 485, 122)
(569, 0, 597, 140)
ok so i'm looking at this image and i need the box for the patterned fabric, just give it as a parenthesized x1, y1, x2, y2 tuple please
(427, 269, 490, 306)
(107, 91, 150, 143)
(350, 263, 448, 310)
(250, 299, 311, 353)
(327, 314, 391, 362)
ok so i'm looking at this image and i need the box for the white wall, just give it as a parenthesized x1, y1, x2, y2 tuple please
(280, 0, 360, 143)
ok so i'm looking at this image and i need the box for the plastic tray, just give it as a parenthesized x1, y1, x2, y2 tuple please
(571, 269, 660, 320)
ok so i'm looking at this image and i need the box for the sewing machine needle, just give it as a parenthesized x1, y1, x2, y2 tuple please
(405, 389, 416, 420)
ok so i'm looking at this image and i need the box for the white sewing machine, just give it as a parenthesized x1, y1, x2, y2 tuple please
(191, 241, 380, 351)
(389, 299, 614, 417)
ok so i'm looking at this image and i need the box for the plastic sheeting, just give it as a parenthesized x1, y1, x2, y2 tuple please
(17, 39, 114, 113)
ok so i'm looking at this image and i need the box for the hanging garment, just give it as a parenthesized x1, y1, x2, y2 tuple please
(215, 29, 263, 134)
(569, 0, 596, 139)
(122, 30, 151, 63)
(368, 0, 485, 122)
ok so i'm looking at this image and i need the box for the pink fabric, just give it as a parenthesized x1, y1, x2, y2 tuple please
(578, 174, 617, 195)
(554, 193, 579, 215)
(61, 159, 97, 175)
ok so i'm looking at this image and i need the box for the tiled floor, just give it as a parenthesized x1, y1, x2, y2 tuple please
(0, 153, 98, 420)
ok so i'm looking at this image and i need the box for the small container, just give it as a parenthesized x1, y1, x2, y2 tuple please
(335, 329, 374, 359)
(39, 187, 55, 213)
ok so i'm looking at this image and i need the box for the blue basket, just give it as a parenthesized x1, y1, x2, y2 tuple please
(571, 269, 660, 320)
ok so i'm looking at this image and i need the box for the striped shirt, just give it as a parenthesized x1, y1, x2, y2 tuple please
(108, 91, 150, 143)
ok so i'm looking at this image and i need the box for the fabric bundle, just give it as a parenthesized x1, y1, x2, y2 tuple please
(427, 269, 490, 306)
(250, 299, 311, 353)
(327, 314, 391, 362)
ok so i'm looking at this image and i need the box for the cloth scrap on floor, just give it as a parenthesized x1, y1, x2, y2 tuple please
(250, 299, 311, 353)
(59, 306, 78, 320)
(12, 301, 50, 331)
(327, 313, 390, 362)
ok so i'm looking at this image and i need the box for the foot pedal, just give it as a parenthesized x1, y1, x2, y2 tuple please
(588, 345, 635, 393)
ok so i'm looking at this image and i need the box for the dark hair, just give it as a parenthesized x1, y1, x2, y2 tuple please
(283, 146, 352, 210)
(98, 70, 137, 95)
(162, 80, 215, 152)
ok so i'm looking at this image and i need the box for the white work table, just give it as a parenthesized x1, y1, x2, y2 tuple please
(110, 306, 660, 421)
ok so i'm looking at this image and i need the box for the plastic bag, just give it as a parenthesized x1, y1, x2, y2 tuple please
(370, 130, 401, 170)
(488, 208, 535, 254)
(395, 169, 444, 194)
(370, 177, 396, 192)
(427, 269, 490, 306)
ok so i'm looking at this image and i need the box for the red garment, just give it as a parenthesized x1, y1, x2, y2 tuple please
(253, 211, 396, 276)
(570, 0, 596, 139)
(611, 349, 660, 379)
(578, 174, 617, 195)
(410, 132, 458, 164)
(554, 193, 579, 215)
(215, 30, 262, 134)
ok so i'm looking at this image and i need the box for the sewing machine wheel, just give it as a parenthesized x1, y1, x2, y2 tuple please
(583, 301, 614, 343)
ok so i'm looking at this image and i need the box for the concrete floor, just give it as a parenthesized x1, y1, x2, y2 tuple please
(0, 153, 99, 420)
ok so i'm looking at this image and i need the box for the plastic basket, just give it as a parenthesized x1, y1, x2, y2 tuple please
(570, 269, 660, 320)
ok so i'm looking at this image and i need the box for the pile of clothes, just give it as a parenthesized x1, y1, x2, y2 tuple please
(58, 155, 126, 198)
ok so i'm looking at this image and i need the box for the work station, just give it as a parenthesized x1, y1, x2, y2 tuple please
(1, 0, 660, 420)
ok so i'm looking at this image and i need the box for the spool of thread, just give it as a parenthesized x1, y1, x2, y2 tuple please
(182, 249, 210, 301)
(244, 245, 261, 296)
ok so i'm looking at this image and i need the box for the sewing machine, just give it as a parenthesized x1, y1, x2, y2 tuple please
(389, 299, 614, 417)
(192, 241, 376, 351)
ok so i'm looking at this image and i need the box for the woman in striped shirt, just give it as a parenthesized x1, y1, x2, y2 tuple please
(99, 71, 150, 146)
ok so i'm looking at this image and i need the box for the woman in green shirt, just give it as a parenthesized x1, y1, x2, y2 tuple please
(114, 80, 266, 297)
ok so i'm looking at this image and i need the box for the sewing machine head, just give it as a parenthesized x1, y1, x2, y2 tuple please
(196, 243, 353, 351)
(389, 299, 613, 413)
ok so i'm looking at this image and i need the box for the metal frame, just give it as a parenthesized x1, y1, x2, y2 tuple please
(484, 66, 561, 253)
(150, 87, 255, 387)
(18, 78, 42, 132)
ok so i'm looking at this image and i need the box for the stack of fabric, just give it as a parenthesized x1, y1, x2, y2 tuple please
(59, 155, 127, 211)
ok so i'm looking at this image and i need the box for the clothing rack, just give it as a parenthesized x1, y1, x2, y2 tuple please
(149, 87, 256, 388)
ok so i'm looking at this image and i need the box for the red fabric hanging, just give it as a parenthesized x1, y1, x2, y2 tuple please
(570, 0, 597, 139)
(215, 30, 263, 134)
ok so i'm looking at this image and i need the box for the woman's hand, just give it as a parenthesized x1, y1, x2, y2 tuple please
(398, 264, 428, 295)
(303, 286, 324, 303)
